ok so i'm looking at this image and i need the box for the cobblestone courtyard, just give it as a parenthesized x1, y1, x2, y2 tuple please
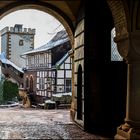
(0, 107, 107, 139)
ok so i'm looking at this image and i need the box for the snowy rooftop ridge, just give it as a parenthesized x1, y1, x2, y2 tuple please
(0, 52, 24, 73)
(22, 37, 69, 55)
(22, 30, 69, 56)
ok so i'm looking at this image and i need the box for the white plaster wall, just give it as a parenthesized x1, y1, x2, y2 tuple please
(57, 70, 64, 78)
(66, 71, 71, 78)
(1, 34, 7, 53)
(57, 79, 64, 85)
(60, 63, 64, 69)
(65, 57, 70, 63)
(10, 34, 33, 68)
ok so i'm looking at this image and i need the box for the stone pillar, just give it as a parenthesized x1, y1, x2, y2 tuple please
(73, 18, 84, 128)
(115, 32, 140, 139)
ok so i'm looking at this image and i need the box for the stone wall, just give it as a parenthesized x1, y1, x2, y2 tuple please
(73, 18, 84, 127)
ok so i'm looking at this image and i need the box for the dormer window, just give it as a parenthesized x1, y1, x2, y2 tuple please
(19, 40, 24, 46)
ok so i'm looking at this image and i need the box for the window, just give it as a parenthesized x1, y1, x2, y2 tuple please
(111, 27, 123, 61)
(39, 77, 45, 90)
(29, 76, 33, 92)
(47, 83, 51, 90)
(25, 76, 29, 88)
(65, 79, 71, 92)
(19, 40, 24, 46)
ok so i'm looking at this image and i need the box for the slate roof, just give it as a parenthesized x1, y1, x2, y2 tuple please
(53, 52, 69, 69)
(22, 30, 69, 55)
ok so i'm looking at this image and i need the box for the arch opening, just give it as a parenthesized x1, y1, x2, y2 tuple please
(0, 4, 73, 109)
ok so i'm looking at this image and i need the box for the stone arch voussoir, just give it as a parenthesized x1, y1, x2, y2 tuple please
(107, 0, 129, 59)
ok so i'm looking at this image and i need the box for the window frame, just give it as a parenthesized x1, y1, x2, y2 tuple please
(19, 39, 24, 46)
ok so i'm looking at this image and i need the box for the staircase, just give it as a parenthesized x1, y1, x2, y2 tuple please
(0, 53, 24, 85)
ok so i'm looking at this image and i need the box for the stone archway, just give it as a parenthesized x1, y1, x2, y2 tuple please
(0, 1, 76, 112)
(0, 0, 85, 136)
(107, 0, 129, 59)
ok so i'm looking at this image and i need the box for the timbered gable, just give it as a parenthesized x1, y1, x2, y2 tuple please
(53, 52, 72, 94)
(26, 51, 51, 70)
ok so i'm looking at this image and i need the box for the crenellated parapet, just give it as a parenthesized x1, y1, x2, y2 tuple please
(0, 24, 35, 35)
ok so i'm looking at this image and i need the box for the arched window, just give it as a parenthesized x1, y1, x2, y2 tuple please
(111, 27, 123, 61)
(29, 75, 33, 93)
(77, 64, 83, 120)
(25, 76, 29, 88)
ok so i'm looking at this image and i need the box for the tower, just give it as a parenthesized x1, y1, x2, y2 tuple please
(0, 24, 35, 68)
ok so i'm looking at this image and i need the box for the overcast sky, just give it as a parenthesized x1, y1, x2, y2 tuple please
(0, 9, 64, 48)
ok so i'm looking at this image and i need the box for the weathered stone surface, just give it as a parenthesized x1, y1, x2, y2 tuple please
(0, 107, 106, 139)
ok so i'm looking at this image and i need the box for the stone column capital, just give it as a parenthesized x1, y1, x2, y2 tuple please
(114, 28, 129, 60)
(114, 31, 140, 63)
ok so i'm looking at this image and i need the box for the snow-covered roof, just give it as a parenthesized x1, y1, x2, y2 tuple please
(53, 52, 69, 68)
(22, 30, 69, 55)
(0, 52, 24, 73)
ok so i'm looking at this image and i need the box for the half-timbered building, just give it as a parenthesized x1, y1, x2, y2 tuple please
(21, 30, 71, 103)
(52, 52, 72, 94)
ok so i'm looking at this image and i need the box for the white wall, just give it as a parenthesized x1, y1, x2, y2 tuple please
(56, 55, 72, 93)
(11, 34, 33, 68)
(1, 34, 7, 53)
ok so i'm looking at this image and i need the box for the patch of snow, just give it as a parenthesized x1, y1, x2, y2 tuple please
(52, 92, 72, 98)
(45, 100, 55, 104)
(0, 102, 19, 108)
(22, 37, 69, 55)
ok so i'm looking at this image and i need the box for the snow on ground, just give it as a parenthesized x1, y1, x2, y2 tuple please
(52, 92, 72, 98)
(45, 100, 55, 104)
